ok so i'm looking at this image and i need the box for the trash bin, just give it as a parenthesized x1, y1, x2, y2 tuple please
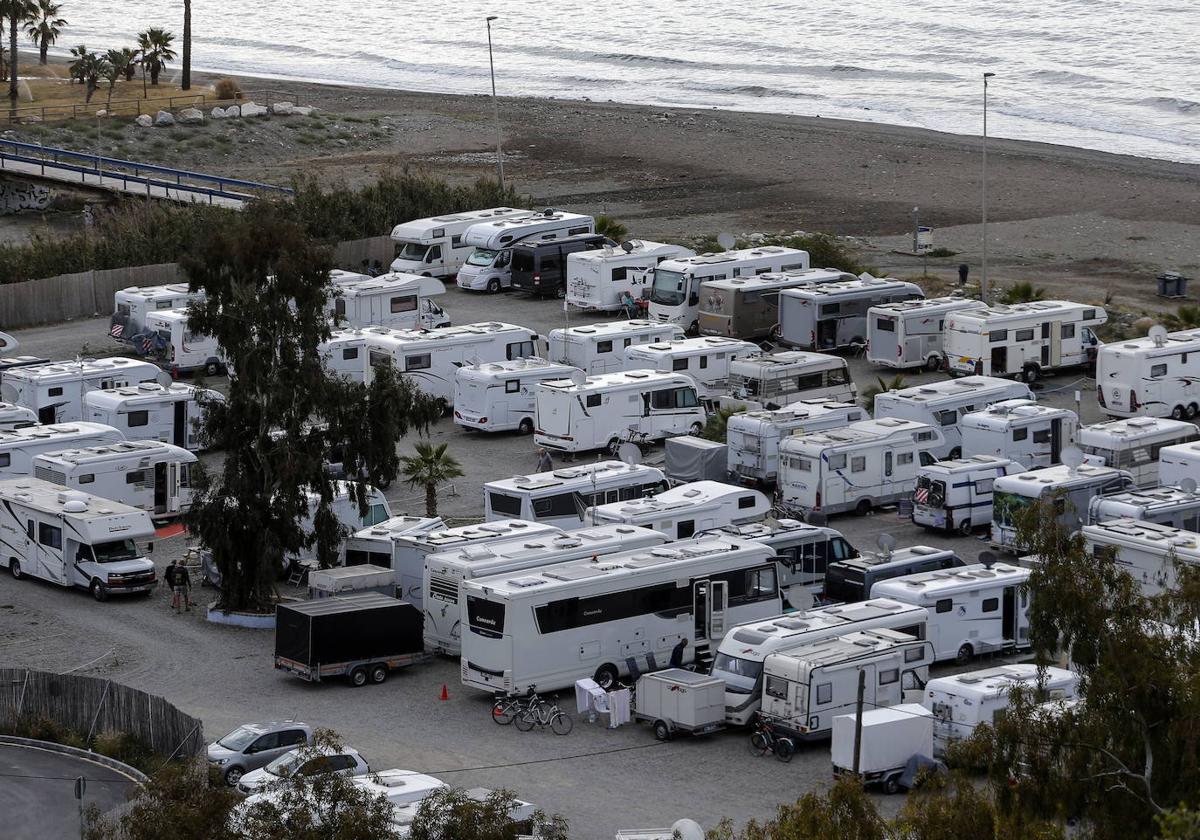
(1157, 272, 1189, 299)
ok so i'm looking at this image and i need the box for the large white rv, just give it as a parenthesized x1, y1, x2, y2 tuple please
(389, 208, 533, 277)
(621, 337, 760, 401)
(142, 309, 224, 376)
(873, 376, 1034, 460)
(697, 268, 852, 339)
(822, 546, 964, 604)
(778, 277, 924, 351)
(328, 273, 450, 331)
(1159, 442, 1200, 489)
(867, 296, 986, 371)
(0, 402, 36, 431)
(912, 456, 1023, 535)
(647, 248, 810, 335)
(586, 480, 770, 540)
(548, 320, 684, 375)
(724, 352, 856, 411)
(32, 440, 197, 519)
(423, 524, 669, 654)
(453, 358, 579, 435)
(534, 370, 705, 454)
(991, 463, 1134, 552)
(1089, 485, 1200, 532)
(0, 477, 157, 601)
(871, 563, 1032, 663)
(778, 419, 943, 517)
(1, 358, 159, 424)
(960, 399, 1079, 469)
(0, 422, 125, 480)
(944, 300, 1107, 381)
(1095, 327, 1200, 419)
(456, 210, 595, 292)
(83, 382, 220, 452)
(711, 599, 928, 725)
(1083, 517, 1200, 597)
(459, 534, 782, 693)
(1079, 417, 1198, 488)
(110, 283, 203, 343)
(727, 400, 868, 486)
(483, 461, 668, 530)
(566, 241, 695, 312)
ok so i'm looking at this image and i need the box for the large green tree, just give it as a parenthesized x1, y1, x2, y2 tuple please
(23, 0, 65, 65)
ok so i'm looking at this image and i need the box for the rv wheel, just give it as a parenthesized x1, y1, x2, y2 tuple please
(883, 775, 901, 795)
(948, 447, 962, 460)
(517, 418, 534, 435)
(555, 286, 567, 299)
(957, 519, 974, 536)
(593, 663, 619, 690)
(606, 438, 621, 455)
(1171, 405, 1187, 421)
(9, 559, 21, 580)
(349, 667, 369, 688)
(1021, 365, 1039, 383)
(1188, 403, 1199, 420)
(925, 355, 941, 372)
(205, 361, 220, 377)
(437, 399, 451, 417)
(955, 644, 974, 665)
(689, 422, 703, 436)
(370, 664, 389, 684)
(486, 279, 501, 294)
(653, 720, 673, 742)
(90, 579, 109, 602)
(855, 499, 872, 516)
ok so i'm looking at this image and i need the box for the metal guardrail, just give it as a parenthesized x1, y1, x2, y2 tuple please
(1, 88, 300, 123)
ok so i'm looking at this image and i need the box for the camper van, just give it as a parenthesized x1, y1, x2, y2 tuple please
(456, 210, 595, 293)
(0, 422, 125, 480)
(0, 477, 157, 601)
(0, 402, 36, 431)
(328, 273, 450, 331)
(867, 296, 986, 370)
(725, 352, 856, 411)
(871, 563, 1032, 663)
(1, 357, 159, 424)
(586, 481, 770, 540)
(711, 599, 926, 724)
(317, 330, 373, 384)
(647, 248, 810, 335)
(944, 300, 1107, 381)
(389, 208, 533, 277)
(697, 268, 852, 339)
(566, 241, 695, 313)
(823, 546, 964, 604)
(990, 464, 1134, 552)
(32, 440, 197, 520)
(622, 337, 760, 401)
(1089, 485, 1200, 531)
(872, 377, 1033, 460)
(727, 401, 868, 486)
(534, 370, 705, 454)
(285, 484, 392, 572)
(453, 358, 579, 434)
(912, 456, 1024, 535)
(83, 382, 220, 452)
(1095, 327, 1200, 419)
(110, 283, 203, 343)
(760, 629, 933, 740)
(1078, 417, 1198, 488)
(142, 309, 224, 376)
(509, 233, 614, 298)
(1159, 442, 1200, 489)
(423, 524, 669, 654)
(778, 277, 924, 351)
(960, 400, 1079, 469)
(1083, 518, 1200, 597)
(778, 419, 944, 517)
(548, 320, 684, 375)
(483, 461, 668, 530)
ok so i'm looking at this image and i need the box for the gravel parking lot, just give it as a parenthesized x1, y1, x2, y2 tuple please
(0, 285, 1109, 837)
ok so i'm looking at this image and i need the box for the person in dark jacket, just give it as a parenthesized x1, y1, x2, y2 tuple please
(669, 637, 689, 668)
(165, 560, 191, 613)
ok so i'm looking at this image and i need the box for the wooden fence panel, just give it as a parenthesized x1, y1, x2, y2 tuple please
(334, 235, 393, 272)
(0, 264, 181, 329)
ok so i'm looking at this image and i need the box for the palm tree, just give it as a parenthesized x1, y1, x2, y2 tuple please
(861, 374, 908, 413)
(67, 43, 90, 84)
(399, 442, 464, 518)
(110, 46, 140, 82)
(102, 49, 128, 109)
(181, 0, 191, 90)
(1165, 305, 1200, 331)
(998, 281, 1047, 305)
(136, 27, 175, 86)
(700, 405, 744, 443)
(23, 0, 65, 65)
(1, 0, 37, 105)
(595, 215, 628, 243)
(79, 51, 103, 104)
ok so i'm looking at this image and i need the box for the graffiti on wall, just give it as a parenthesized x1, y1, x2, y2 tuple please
(0, 179, 51, 214)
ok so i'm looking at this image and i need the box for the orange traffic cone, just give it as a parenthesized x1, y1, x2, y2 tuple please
(440, 684, 449, 701)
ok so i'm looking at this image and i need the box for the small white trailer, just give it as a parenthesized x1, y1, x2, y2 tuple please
(0, 402, 36, 431)
(1089, 485, 1200, 531)
(830, 704, 935, 793)
(1, 357, 160, 424)
(960, 399, 1079, 469)
(778, 277, 924, 351)
(453, 358, 580, 434)
(724, 352, 857, 411)
(142, 309, 225, 376)
(110, 283, 203, 343)
(483, 461, 668, 530)
(83, 382, 221, 452)
(1082, 517, 1200, 597)
(548, 320, 684, 375)
(944, 300, 1106, 381)
(867, 296, 987, 371)
(566, 240, 695, 313)
(912, 455, 1023, 535)
(32, 440, 197, 520)
(1095, 326, 1200, 419)
(0, 422, 125, 480)
(634, 669, 727, 741)
(587, 480, 769, 539)
(727, 400, 868, 486)
(389, 207, 533, 278)
(1159, 442, 1200, 489)
(1078, 416, 1198, 488)
(328, 272, 450, 331)
(456, 210, 595, 292)
(621, 337, 760, 400)
(307, 564, 398, 599)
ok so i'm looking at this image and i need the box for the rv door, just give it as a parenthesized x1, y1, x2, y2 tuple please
(1002, 585, 1017, 645)
(708, 579, 729, 639)
(168, 461, 180, 513)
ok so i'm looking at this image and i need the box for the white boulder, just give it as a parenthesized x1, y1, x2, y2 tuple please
(223, 104, 241, 118)
(135, 114, 153, 128)
(239, 101, 269, 117)
(270, 101, 294, 116)
(293, 105, 314, 116)
(177, 107, 205, 125)
(210, 107, 226, 119)
(154, 110, 175, 127)
(95, 109, 107, 117)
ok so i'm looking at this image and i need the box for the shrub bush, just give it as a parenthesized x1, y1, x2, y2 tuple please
(213, 78, 242, 101)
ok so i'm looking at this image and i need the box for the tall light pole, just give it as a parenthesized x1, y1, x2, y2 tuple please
(485, 16, 505, 191)
(981, 71, 996, 303)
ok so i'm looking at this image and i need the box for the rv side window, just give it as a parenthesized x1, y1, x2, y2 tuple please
(38, 523, 62, 549)
(488, 492, 522, 516)
(827, 454, 847, 470)
(405, 354, 432, 371)
(1013, 428, 1028, 441)
(369, 351, 391, 368)
(765, 675, 788, 700)
(1151, 364, 1168, 377)
(816, 683, 833, 705)
(1015, 328, 1034, 342)
(79, 474, 95, 484)
(935, 598, 953, 614)
(451, 235, 462, 247)
(699, 355, 709, 370)
(935, 409, 957, 426)
(975, 478, 994, 494)
(677, 520, 695, 539)
(179, 465, 191, 487)
(793, 457, 813, 472)
(1033, 429, 1051, 444)
(673, 358, 689, 372)
(25, 520, 34, 539)
(915, 431, 934, 442)
(831, 538, 854, 560)
(505, 380, 520, 394)
(850, 457, 866, 473)
(795, 541, 830, 575)
(898, 452, 913, 465)
(879, 668, 899, 686)
(624, 338, 633, 348)
(738, 495, 757, 510)
(0, 454, 9, 468)
(826, 367, 849, 385)
(508, 341, 536, 360)
(612, 268, 629, 282)
(126, 470, 146, 484)
(904, 641, 926, 658)
(568, 226, 590, 236)
(342, 348, 359, 361)
(585, 394, 601, 408)
(128, 410, 149, 427)
(390, 295, 417, 313)
(651, 390, 673, 410)
(674, 388, 699, 409)
(1061, 323, 1076, 339)
(745, 566, 776, 600)
(982, 598, 999, 613)
(989, 330, 1007, 343)
(875, 318, 895, 333)
(919, 452, 936, 467)
(618, 486, 640, 501)
(533, 494, 578, 520)
(597, 340, 613, 354)
(156, 300, 174, 310)
(796, 373, 822, 391)
(1084, 309, 1096, 321)
(821, 303, 840, 316)
(49, 387, 64, 397)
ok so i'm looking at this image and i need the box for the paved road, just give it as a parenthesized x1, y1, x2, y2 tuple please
(0, 157, 248, 209)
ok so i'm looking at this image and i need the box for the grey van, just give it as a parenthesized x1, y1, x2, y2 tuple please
(207, 720, 315, 786)
(510, 234, 614, 298)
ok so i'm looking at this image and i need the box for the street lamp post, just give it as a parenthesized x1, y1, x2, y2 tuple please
(981, 72, 995, 302)
(485, 16, 505, 191)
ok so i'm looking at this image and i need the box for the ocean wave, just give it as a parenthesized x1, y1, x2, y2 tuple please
(682, 82, 826, 101)
(1139, 96, 1200, 114)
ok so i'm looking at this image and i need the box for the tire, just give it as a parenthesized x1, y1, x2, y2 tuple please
(1171, 404, 1187, 421)
(9, 559, 21, 580)
(948, 447, 962, 460)
(437, 399, 451, 417)
(90, 579, 108, 602)
(517, 418, 534, 435)
(593, 663, 619, 690)
(205, 361, 220, 377)
(492, 699, 516, 726)
(688, 321, 699, 337)
(550, 712, 574, 735)
(1022, 365, 1040, 384)
(957, 519, 974, 536)
(1188, 403, 1199, 420)
(370, 664, 388, 684)
(774, 736, 795, 763)
(555, 286, 567, 300)
(925, 355, 941, 372)
(606, 438, 621, 456)
(653, 720, 672, 742)
(513, 710, 535, 732)
(748, 731, 770, 757)
(855, 499, 872, 516)
(883, 775, 901, 795)
(955, 644, 974, 665)
(486, 279, 501, 294)
(688, 422, 703, 437)
(349, 667, 369, 688)
(224, 766, 244, 787)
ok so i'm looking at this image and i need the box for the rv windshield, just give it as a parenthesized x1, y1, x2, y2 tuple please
(711, 652, 762, 694)
(91, 539, 140, 564)
(650, 270, 688, 306)
(466, 248, 498, 267)
(395, 242, 429, 262)
(992, 491, 1033, 527)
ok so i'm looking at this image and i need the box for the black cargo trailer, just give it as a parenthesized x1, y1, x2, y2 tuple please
(274, 593, 426, 686)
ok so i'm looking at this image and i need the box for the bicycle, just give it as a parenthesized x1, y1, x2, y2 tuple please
(748, 714, 795, 763)
(514, 694, 573, 735)
(491, 688, 538, 726)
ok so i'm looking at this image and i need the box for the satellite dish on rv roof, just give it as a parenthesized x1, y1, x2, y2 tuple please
(0, 331, 17, 353)
(1180, 477, 1198, 494)
(0, 383, 16, 403)
(620, 240, 635, 254)
(617, 442, 642, 466)
(1060, 446, 1085, 472)
(979, 550, 998, 569)
(155, 371, 173, 388)
(568, 370, 587, 387)
(671, 820, 705, 840)
(1149, 324, 1169, 347)
(716, 232, 736, 251)
(876, 533, 897, 558)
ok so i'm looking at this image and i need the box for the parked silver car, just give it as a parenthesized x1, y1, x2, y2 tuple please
(236, 745, 370, 795)
(206, 721, 314, 786)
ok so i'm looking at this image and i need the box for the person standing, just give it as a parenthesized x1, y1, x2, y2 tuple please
(536, 448, 554, 473)
(669, 637, 689, 668)
(165, 559, 191, 613)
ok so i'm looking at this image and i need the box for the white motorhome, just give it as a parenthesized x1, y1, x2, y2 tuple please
(328, 273, 450, 331)
(0, 477, 157, 601)
(1089, 485, 1200, 532)
(960, 399, 1079, 469)
(778, 419, 943, 517)
(110, 283, 203, 343)
(32, 440, 197, 520)
(1079, 417, 1199, 488)
(0, 402, 36, 431)
(724, 352, 856, 411)
(760, 629, 933, 740)
(944, 300, 1107, 381)
(697, 267, 852, 339)
(456, 210, 595, 292)
(991, 463, 1134, 552)
(566, 240, 695, 312)
(867, 296, 987, 370)
(548, 320, 684, 375)
(285, 484, 392, 572)
(823, 545, 963, 604)
(1159, 442, 1200, 489)
(873, 376, 1034, 460)
(711, 599, 928, 725)
(912, 456, 1023, 535)
(871, 563, 1033, 663)
(389, 208, 533, 277)
(0, 422, 125, 480)
(621, 337, 760, 401)
(727, 400, 868, 486)
(483, 461, 668, 530)
(647, 248, 810, 335)
(1095, 327, 1200, 419)
(423, 524, 669, 654)
(586, 480, 769, 539)
(142, 309, 224, 376)
(778, 277, 924, 351)
(83, 382, 220, 452)
(460, 534, 782, 693)
(1083, 518, 1200, 597)
(1, 357, 159, 424)
(534, 370, 705, 454)
(453, 358, 579, 434)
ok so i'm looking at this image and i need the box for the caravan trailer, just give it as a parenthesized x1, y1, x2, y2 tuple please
(866, 296, 986, 370)
(823, 546, 964, 604)
(1, 358, 159, 424)
(778, 418, 944, 517)
(423, 524, 669, 654)
(990, 464, 1134, 552)
(912, 456, 1023, 535)
(566, 241, 695, 312)
(110, 283, 203, 343)
(586, 481, 770, 540)
(872, 376, 1033, 460)
(960, 399, 1079, 469)
(142, 309, 224, 376)
(647, 248, 810, 335)
(456, 210, 595, 292)
(1078, 417, 1199, 488)
(328, 273, 449, 331)
(1082, 518, 1200, 597)
(725, 352, 856, 411)
(1095, 327, 1200, 419)
(32, 440, 197, 520)
(727, 400, 868, 486)
(0, 402, 36, 431)
(778, 277, 924, 351)
(459, 534, 782, 693)
(944, 300, 1107, 381)
(0, 423, 125, 480)
(483, 461, 667, 530)
(622, 337, 760, 401)
(697, 268, 852, 339)
(389, 208, 533, 277)
(84, 382, 220, 452)
(1089, 485, 1200, 531)
(453, 358, 579, 434)
(548, 321, 684, 375)
(1159, 442, 1200, 489)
